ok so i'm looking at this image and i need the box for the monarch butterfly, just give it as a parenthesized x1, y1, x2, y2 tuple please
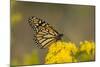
(28, 16, 63, 49)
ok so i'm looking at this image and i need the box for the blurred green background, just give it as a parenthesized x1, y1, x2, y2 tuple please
(11, 0, 95, 66)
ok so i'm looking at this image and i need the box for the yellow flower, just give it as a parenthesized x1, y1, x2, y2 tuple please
(11, 50, 39, 66)
(11, 13, 22, 25)
(45, 41, 78, 64)
(23, 50, 39, 65)
(80, 41, 95, 55)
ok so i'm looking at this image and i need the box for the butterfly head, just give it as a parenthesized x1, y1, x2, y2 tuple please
(56, 34, 63, 40)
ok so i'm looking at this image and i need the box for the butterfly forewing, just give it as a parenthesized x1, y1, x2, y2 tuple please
(28, 16, 62, 48)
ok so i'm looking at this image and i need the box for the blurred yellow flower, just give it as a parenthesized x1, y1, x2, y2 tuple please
(11, 13, 22, 25)
(11, 0, 23, 26)
(80, 41, 95, 55)
(23, 50, 39, 65)
(45, 41, 78, 64)
(11, 50, 39, 66)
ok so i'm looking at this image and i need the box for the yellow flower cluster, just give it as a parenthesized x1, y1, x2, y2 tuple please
(45, 40, 95, 64)
(45, 41, 78, 64)
(80, 41, 95, 55)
